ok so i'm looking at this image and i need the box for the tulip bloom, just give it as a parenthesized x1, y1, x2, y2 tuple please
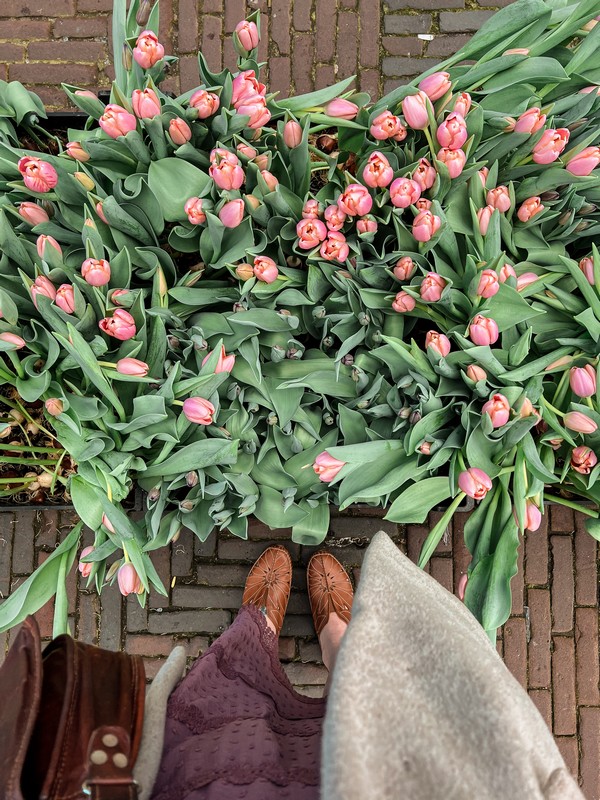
(117, 357, 149, 376)
(412, 158, 436, 191)
(320, 231, 349, 262)
(393, 256, 415, 281)
(514, 107, 546, 134)
(169, 117, 192, 145)
(297, 217, 328, 249)
(183, 396, 216, 425)
(219, 199, 245, 228)
(458, 467, 492, 500)
(236, 96, 271, 128)
(132, 30, 164, 69)
(209, 155, 244, 190)
(482, 393, 510, 428)
(571, 445, 598, 474)
(418, 71, 451, 101)
(486, 186, 511, 212)
(415, 198, 432, 212)
(45, 397, 64, 417)
(402, 91, 431, 130)
(466, 364, 486, 382)
(234, 20, 259, 52)
(36, 234, 62, 259)
(0, 332, 25, 349)
(99, 309, 136, 340)
(237, 142, 257, 160)
(81, 257, 111, 287)
(453, 92, 472, 117)
(325, 98, 358, 119)
(566, 146, 600, 176)
(18, 202, 49, 226)
(190, 89, 220, 119)
(283, 119, 303, 148)
(412, 210, 441, 242)
(184, 197, 206, 225)
(302, 199, 322, 219)
(357, 217, 377, 234)
(99, 104, 137, 138)
(66, 141, 90, 162)
(132, 88, 161, 118)
(389, 177, 421, 209)
(516, 272, 539, 291)
(476, 269, 499, 298)
(337, 184, 373, 217)
(570, 364, 597, 398)
(17, 156, 58, 194)
(436, 148, 466, 178)
(392, 291, 416, 313)
(425, 330, 451, 357)
(477, 167, 489, 187)
(524, 500, 542, 531)
(477, 205, 494, 235)
(55, 283, 75, 314)
(231, 70, 266, 106)
(517, 196, 544, 222)
(437, 112, 467, 150)
(31, 275, 56, 308)
(565, 412, 598, 434)
(117, 563, 144, 596)
(78, 546, 95, 578)
(532, 128, 570, 165)
(420, 272, 446, 302)
(323, 205, 347, 231)
(313, 451, 345, 482)
(499, 263, 517, 283)
(362, 151, 394, 188)
(202, 345, 235, 373)
(253, 255, 279, 283)
(579, 257, 595, 285)
(370, 110, 406, 141)
(260, 170, 279, 192)
(469, 314, 499, 346)
(236, 262, 254, 281)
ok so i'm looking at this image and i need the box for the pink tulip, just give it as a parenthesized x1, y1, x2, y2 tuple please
(579, 257, 595, 284)
(117, 563, 144, 596)
(412, 158, 436, 191)
(132, 88, 161, 118)
(0, 332, 25, 349)
(477, 205, 494, 235)
(95, 201, 108, 224)
(436, 148, 466, 178)
(437, 112, 467, 150)
(132, 30, 164, 69)
(504, 47, 530, 55)
(325, 98, 359, 119)
(514, 107, 546, 134)
(457, 573, 468, 601)
(517, 196, 544, 222)
(184, 197, 206, 225)
(579, 86, 600, 94)
(116, 357, 149, 376)
(253, 153, 270, 171)
(418, 71, 451, 101)
(102, 513, 115, 533)
(169, 117, 192, 145)
(31, 275, 56, 308)
(516, 272, 539, 291)
(99, 309, 136, 340)
(18, 202, 49, 226)
(401, 91, 431, 130)
(183, 396, 216, 425)
(532, 128, 570, 165)
(486, 186, 511, 212)
(55, 283, 75, 314)
(564, 412, 598, 434)
(389, 177, 421, 209)
(99, 104, 137, 138)
(362, 151, 394, 188)
(545, 355, 573, 372)
(524, 500, 542, 531)
(566, 146, 600, 176)
(253, 255, 279, 283)
(415, 198, 432, 212)
(453, 92, 472, 117)
(337, 184, 373, 216)
(466, 364, 486, 382)
(477, 167, 489, 187)
(283, 119, 302, 148)
(370, 110, 406, 141)
(260, 170, 279, 192)
(297, 217, 328, 248)
(425, 330, 451, 356)
(357, 217, 377, 234)
(219, 199, 245, 228)
(45, 397, 64, 417)
(571, 445, 598, 474)
(393, 256, 415, 281)
(499, 263, 517, 283)
(519, 398, 538, 419)
(78, 546, 95, 578)
(313, 451, 346, 482)
(237, 142, 258, 160)
(231, 70, 266, 106)
(570, 364, 597, 398)
(202, 345, 235, 373)
(66, 141, 90, 162)
(320, 231, 349, 262)
(482, 393, 510, 428)
(234, 20, 259, 52)
(302, 199, 322, 219)
(324, 205, 347, 231)
(458, 467, 492, 500)
(17, 156, 58, 193)
(412, 211, 441, 243)
(237, 95, 271, 129)
(392, 291, 416, 313)
(36, 234, 62, 259)
(476, 269, 499, 298)
(189, 89, 220, 119)
(469, 314, 499, 345)
(209, 155, 244, 190)
(81, 257, 111, 287)
(210, 147, 239, 165)
(420, 272, 446, 302)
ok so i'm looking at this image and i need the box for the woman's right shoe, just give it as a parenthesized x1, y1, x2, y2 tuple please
(242, 545, 293, 636)
(307, 552, 354, 637)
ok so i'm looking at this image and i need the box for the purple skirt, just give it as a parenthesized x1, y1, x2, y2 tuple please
(151, 604, 326, 800)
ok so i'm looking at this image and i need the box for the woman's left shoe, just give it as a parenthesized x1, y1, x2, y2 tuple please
(242, 545, 293, 636)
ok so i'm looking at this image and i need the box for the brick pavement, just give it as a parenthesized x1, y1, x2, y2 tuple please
(0, 504, 598, 797)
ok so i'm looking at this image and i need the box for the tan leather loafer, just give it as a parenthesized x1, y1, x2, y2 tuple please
(307, 552, 353, 637)
(242, 546, 292, 636)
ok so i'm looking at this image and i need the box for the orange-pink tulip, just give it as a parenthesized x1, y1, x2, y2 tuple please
(402, 91, 431, 130)
(517, 196, 544, 222)
(132, 88, 161, 118)
(469, 314, 499, 345)
(81, 257, 111, 287)
(476, 269, 499, 298)
(117, 562, 144, 595)
(36, 234, 62, 259)
(482, 393, 510, 428)
(18, 156, 58, 193)
(420, 272, 446, 302)
(99, 309, 136, 340)
(313, 451, 345, 482)
(579, 257, 595, 284)
(392, 291, 416, 313)
(219, 199, 245, 228)
(436, 147, 466, 178)
(458, 467, 492, 500)
(571, 445, 598, 474)
(486, 186, 511, 212)
(31, 275, 56, 308)
(437, 112, 467, 150)
(532, 128, 570, 165)
(234, 20, 259, 52)
(570, 365, 597, 398)
(18, 202, 49, 226)
(324, 205, 346, 231)
(418, 71, 451, 101)
(99, 104, 137, 138)
(320, 231, 349, 262)
(66, 141, 90, 162)
(362, 151, 394, 188)
(337, 184, 372, 216)
(369, 110, 406, 141)
(425, 330, 451, 356)
(283, 119, 302, 148)
(169, 117, 192, 145)
(514, 107, 546, 134)
(325, 98, 358, 119)
(412, 210, 441, 242)
(393, 256, 415, 281)
(55, 283, 75, 314)
(184, 197, 206, 225)
(297, 217, 328, 248)
(201, 345, 236, 373)
(190, 89, 220, 119)
(132, 30, 164, 69)
(78, 546, 95, 578)
(45, 397, 64, 416)
(389, 177, 421, 209)
(253, 255, 279, 283)
(566, 146, 600, 176)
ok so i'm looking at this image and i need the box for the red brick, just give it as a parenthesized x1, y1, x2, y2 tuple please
(10, 62, 97, 85)
(271, 0, 291, 56)
(406, 524, 431, 572)
(299, 640, 322, 663)
(179, 635, 210, 658)
(32, 86, 71, 109)
(202, 0, 222, 13)
(359, 0, 380, 69)
(360, 68, 380, 100)
(278, 637, 296, 661)
(525, 514, 549, 586)
(529, 689, 552, 731)
(77, 0, 112, 10)
(337, 12, 358, 80)
(341, 0, 356, 8)
(218, 539, 300, 562)
(550, 504, 575, 532)
(179, 54, 200, 93)
(283, 662, 328, 685)
(28, 40, 106, 62)
(579, 707, 600, 799)
(452, 513, 472, 593)
(78, 592, 99, 645)
(147, 609, 230, 635)
(574, 518, 598, 606)
(292, 33, 314, 94)
(294, 0, 312, 31)
(430, 556, 453, 593)
(552, 636, 577, 735)
(315, 0, 335, 62)
(315, 63, 336, 90)
(575, 607, 600, 706)
(510, 536, 524, 615)
(551, 536, 574, 633)
(426, 34, 471, 58)
(257, 13, 269, 65)
(223, 0, 245, 33)
(126, 593, 149, 632)
(143, 657, 167, 680)
(0, 43, 24, 61)
(36, 509, 60, 549)
(171, 528, 194, 577)
(99, 581, 122, 651)
(197, 564, 251, 586)
(555, 736, 579, 781)
(383, 36, 423, 56)
(66, 557, 77, 616)
(149, 544, 171, 609)
(172, 584, 243, 608)
(248, 519, 292, 540)
(53, 17, 108, 37)
(0, 18, 51, 38)
(201, 15, 223, 73)
(503, 617, 527, 689)
(0, 515, 14, 596)
(0, 0, 74, 14)
(126, 634, 174, 658)
(527, 588, 551, 688)
(281, 615, 315, 637)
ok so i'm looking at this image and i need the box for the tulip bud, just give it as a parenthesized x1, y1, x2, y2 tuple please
(219, 199, 245, 228)
(236, 262, 255, 281)
(283, 119, 303, 148)
(190, 89, 220, 119)
(202, 345, 235, 374)
(570, 364, 597, 398)
(566, 146, 600, 177)
(313, 451, 346, 482)
(325, 98, 359, 119)
(458, 467, 492, 500)
(579, 257, 595, 285)
(99, 104, 137, 138)
(517, 196, 544, 222)
(234, 19, 259, 56)
(514, 107, 546, 134)
(393, 256, 415, 281)
(73, 171, 95, 191)
(66, 141, 90, 162)
(412, 211, 441, 243)
(477, 205, 494, 235)
(183, 396, 216, 425)
(402, 91, 431, 130)
(476, 268, 499, 298)
(516, 272, 539, 292)
(486, 186, 511, 213)
(482, 393, 510, 428)
(524, 500, 542, 531)
(469, 314, 499, 346)
(78, 546, 95, 578)
(117, 562, 144, 596)
(457, 573, 468, 601)
(571, 445, 598, 474)
(499, 263, 516, 283)
(99, 309, 136, 340)
(392, 291, 416, 313)
(136, 0, 152, 25)
(564, 411, 598, 434)
(356, 216, 377, 234)
(18, 202, 50, 226)
(425, 330, 451, 357)
(418, 71, 451, 101)
(132, 29, 164, 69)
(17, 156, 58, 193)
(0, 332, 25, 349)
(31, 275, 56, 308)
(169, 117, 192, 145)
(253, 255, 279, 283)
(36, 234, 62, 259)
(45, 397, 64, 416)
(260, 169, 279, 192)
(81, 257, 111, 287)
(466, 364, 486, 383)
(420, 272, 446, 302)
(116, 357, 149, 376)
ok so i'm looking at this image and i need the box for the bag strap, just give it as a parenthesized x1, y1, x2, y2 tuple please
(82, 726, 139, 800)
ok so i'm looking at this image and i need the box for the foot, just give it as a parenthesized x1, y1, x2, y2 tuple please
(319, 611, 349, 673)
(242, 546, 292, 637)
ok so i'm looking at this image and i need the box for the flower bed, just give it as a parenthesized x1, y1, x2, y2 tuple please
(0, 0, 599, 640)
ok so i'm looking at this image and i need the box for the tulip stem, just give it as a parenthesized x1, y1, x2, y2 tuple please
(552, 368, 571, 407)
(540, 396, 565, 417)
(585, 397, 595, 410)
(6, 351, 24, 379)
(497, 466, 515, 476)
(544, 493, 599, 518)
(418, 492, 466, 568)
(423, 126, 438, 158)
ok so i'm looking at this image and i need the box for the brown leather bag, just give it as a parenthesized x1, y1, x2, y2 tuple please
(0, 616, 145, 800)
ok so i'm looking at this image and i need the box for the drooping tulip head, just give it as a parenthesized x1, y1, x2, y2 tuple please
(17, 156, 58, 194)
(570, 365, 597, 398)
(313, 451, 346, 482)
(458, 467, 492, 500)
(571, 445, 598, 474)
